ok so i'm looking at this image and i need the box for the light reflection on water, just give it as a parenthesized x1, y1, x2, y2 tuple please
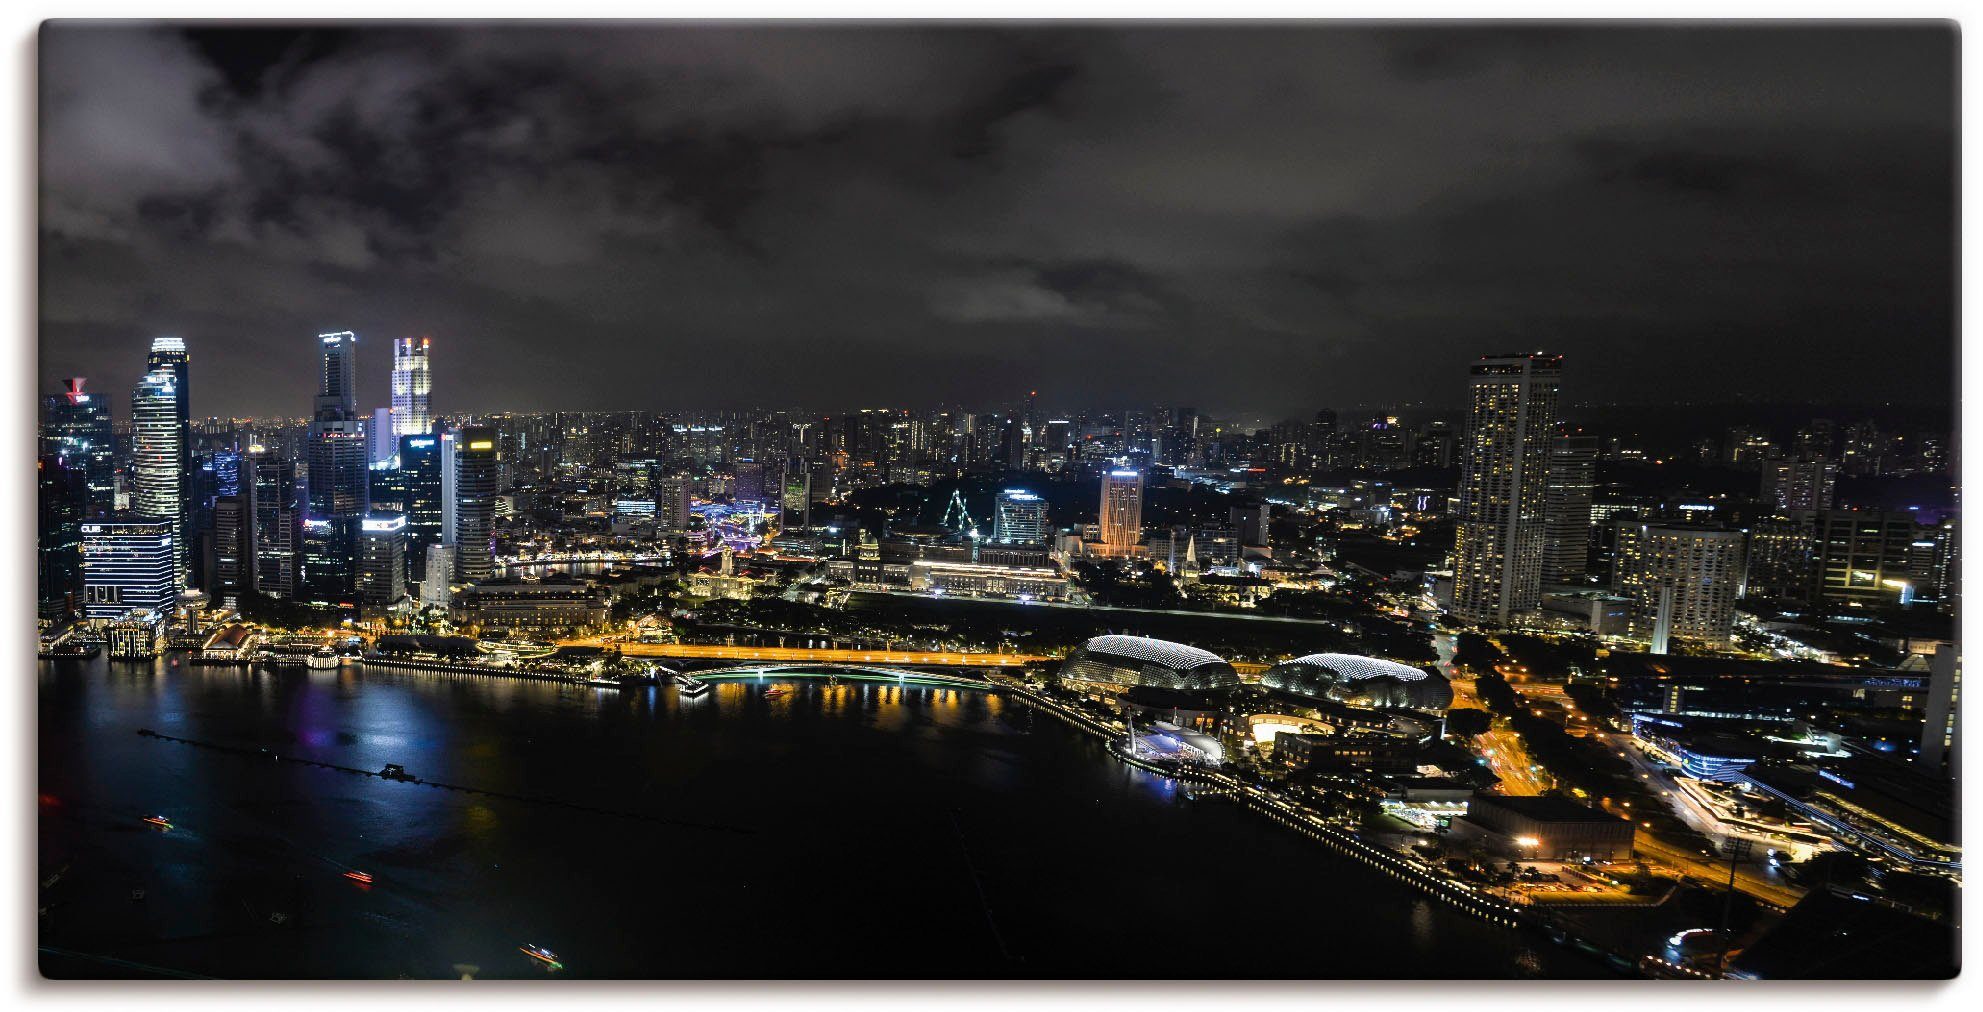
(39, 656, 1609, 980)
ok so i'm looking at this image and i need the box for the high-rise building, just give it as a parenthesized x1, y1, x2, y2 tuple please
(1743, 513, 1815, 603)
(1098, 468, 1144, 556)
(780, 466, 811, 530)
(733, 458, 765, 505)
(994, 489, 1049, 544)
(1542, 426, 1599, 584)
(131, 366, 189, 587)
(316, 331, 358, 419)
(359, 512, 409, 613)
(421, 544, 455, 608)
(1919, 643, 1960, 779)
(655, 473, 692, 533)
(249, 451, 302, 599)
(1762, 457, 1838, 512)
(399, 434, 445, 587)
(453, 426, 501, 583)
(371, 407, 396, 464)
(38, 456, 87, 620)
(1612, 524, 1746, 651)
(40, 378, 116, 518)
(80, 518, 176, 621)
(1811, 509, 1922, 606)
(1452, 352, 1562, 626)
(304, 332, 368, 607)
(145, 337, 193, 551)
(210, 493, 256, 608)
(391, 336, 432, 439)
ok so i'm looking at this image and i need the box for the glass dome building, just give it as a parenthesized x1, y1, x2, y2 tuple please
(1258, 653, 1452, 711)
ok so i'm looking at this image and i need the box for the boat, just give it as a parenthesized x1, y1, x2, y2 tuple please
(519, 943, 564, 970)
(379, 764, 418, 782)
(342, 870, 374, 885)
(675, 675, 710, 698)
(763, 687, 788, 699)
(141, 814, 172, 829)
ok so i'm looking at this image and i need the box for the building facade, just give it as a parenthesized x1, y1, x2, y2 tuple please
(1452, 352, 1562, 626)
(1613, 524, 1746, 651)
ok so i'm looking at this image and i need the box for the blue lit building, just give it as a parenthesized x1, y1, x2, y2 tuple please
(80, 518, 177, 621)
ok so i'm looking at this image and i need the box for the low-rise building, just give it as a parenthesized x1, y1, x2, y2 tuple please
(450, 576, 608, 636)
(1453, 794, 1635, 861)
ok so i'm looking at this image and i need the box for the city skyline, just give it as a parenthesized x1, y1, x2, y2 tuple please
(40, 23, 1955, 419)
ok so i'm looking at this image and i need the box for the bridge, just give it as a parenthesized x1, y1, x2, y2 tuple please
(559, 639, 1051, 669)
(684, 662, 996, 690)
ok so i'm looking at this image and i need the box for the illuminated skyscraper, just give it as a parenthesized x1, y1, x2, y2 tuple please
(40, 378, 116, 518)
(80, 518, 176, 621)
(131, 367, 189, 586)
(453, 426, 500, 582)
(305, 331, 368, 606)
(391, 336, 433, 438)
(1452, 352, 1562, 626)
(359, 511, 409, 613)
(1098, 468, 1144, 556)
(316, 331, 358, 420)
(780, 466, 811, 530)
(1612, 523, 1745, 651)
(250, 450, 301, 599)
(994, 489, 1048, 544)
(399, 434, 445, 587)
(38, 456, 86, 620)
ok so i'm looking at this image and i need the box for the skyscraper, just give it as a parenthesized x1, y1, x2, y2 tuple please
(131, 366, 189, 586)
(40, 378, 116, 518)
(371, 407, 396, 464)
(1810, 509, 1921, 606)
(1452, 352, 1562, 626)
(399, 434, 445, 587)
(1761, 457, 1839, 511)
(249, 450, 302, 599)
(1612, 523, 1746, 651)
(80, 518, 176, 621)
(994, 489, 1049, 544)
(359, 512, 409, 613)
(1541, 425, 1599, 584)
(37, 456, 86, 620)
(305, 332, 368, 605)
(780, 466, 811, 530)
(453, 426, 500, 583)
(1098, 468, 1144, 556)
(392, 336, 433, 439)
(145, 337, 192, 551)
(211, 493, 256, 608)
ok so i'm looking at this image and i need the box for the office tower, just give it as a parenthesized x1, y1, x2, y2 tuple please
(1612, 523, 1746, 651)
(1098, 468, 1144, 556)
(1811, 509, 1923, 606)
(392, 336, 432, 438)
(1360, 413, 1412, 471)
(655, 473, 692, 533)
(371, 407, 396, 464)
(38, 456, 87, 620)
(1451, 352, 1562, 627)
(359, 512, 409, 613)
(1743, 513, 1816, 602)
(994, 489, 1049, 544)
(453, 426, 500, 583)
(40, 378, 116, 517)
(1542, 426, 1599, 583)
(1413, 420, 1455, 469)
(80, 518, 176, 621)
(399, 434, 445, 586)
(1761, 457, 1838, 511)
(304, 332, 368, 606)
(733, 458, 765, 504)
(1919, 643, 1960, 778)
(315, 331, 358, 418)
(131, 367, 189, 586)
(211, 493, 256, 608)
(249, 451, 302, 599)
(145, 337, 193, 549)
(781, 466, 811, 530)
(1933, 517, 1958, 616)
(1231, 502, 1270, 553)
(368, 457, 406, 514)
(420, 544, 455, 607)
(440, 429, 459, 545)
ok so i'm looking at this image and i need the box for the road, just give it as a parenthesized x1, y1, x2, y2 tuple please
(1632, 835, 1805, 910)
(556, 639, 1050, 668)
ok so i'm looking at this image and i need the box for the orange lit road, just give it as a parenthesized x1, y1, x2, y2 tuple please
(556, 639, 1051, 668)
(1632, 835, 1805, 910)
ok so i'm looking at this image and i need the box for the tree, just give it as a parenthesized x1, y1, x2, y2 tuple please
(1444, 708, 1493, 737)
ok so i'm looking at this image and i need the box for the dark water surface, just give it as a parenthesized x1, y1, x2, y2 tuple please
(39, 657, 1607, 979)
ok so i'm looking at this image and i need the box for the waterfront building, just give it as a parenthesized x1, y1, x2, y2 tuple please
(39, 377, 116, 517)
(450, 576, 607, 635)
(80, 518, 176, 621)
(37, 456, 87, 620)
(1612, 523, 1746, 651)
(131, 366, 189, 586)
(1097, 468, 1144, 556)
(1258, 654, 1454, 711)
(105, 610, 165, 660)
(1058, 634, 1240, 697)
(905, 560, 1070, 601)
(993, 489, 1049, 544)
(1452, 352, 1562, 626)
(359, 512, 409, 613)
(391, 336, 432, 439)
(453, 426, 501, 582)
(1541, 425, 1598, 583)
(1454, 794, 1634, 861)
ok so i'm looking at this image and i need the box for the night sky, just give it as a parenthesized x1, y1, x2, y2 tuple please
(38, 23, 1955, 421)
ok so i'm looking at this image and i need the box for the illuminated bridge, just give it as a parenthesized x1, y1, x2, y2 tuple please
(560, 639, 1050, 669)
(685, 662, 995, 690)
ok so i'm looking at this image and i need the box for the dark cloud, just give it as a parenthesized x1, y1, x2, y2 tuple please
(36, 22, 1955, 421)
